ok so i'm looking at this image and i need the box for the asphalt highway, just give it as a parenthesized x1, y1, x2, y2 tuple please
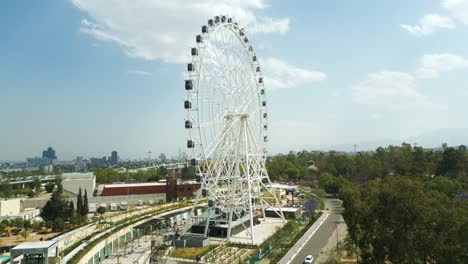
(289, 198, 344, 264)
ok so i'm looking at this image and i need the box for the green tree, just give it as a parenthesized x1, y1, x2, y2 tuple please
(32, 178, 41, 191)
(27, 190, 35, 198)
(52, 217, 65, 232)
(83, 190, 89, 216)
(76, 188, 83, 217)
(1, 219, 10, 226)
(45, 182, 55, 193)
(158, 166, 168, 177)
(437, 145, 467, 179)
(41, 182, 67, 223)
(319, 173, 350, 193)
(341, 176, 468, 263)
(426, 176, 463, 197)
(13, 218, 23, 229)
(181, 166, 195, 180)
(285, 167, 299, 181)
(97, 206, 106, 223)
(67, 201, 75, 222)
(23, 219, 31, 229)
(20, 230, 30, 240)
(0, 182, 12, 197)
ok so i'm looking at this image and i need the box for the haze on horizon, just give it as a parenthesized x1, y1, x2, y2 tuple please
(1, 0, 468, 161)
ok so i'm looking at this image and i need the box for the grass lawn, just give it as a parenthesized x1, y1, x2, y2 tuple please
(171, 245, 217, 259)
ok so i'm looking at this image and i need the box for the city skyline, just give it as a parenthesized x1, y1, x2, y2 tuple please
(1, 0, 468, 160)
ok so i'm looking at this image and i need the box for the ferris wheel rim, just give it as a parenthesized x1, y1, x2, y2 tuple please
(184, 15, 269, 164)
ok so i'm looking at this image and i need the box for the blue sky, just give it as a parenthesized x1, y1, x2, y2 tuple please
(1, 0, 468, 161)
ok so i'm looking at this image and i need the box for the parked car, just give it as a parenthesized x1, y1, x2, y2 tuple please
(304, 255, 314, 264)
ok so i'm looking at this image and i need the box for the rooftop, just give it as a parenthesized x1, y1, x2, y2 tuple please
(62, 172, 95, 179)
(265, 207, 300, 212)
(103, 182, 165, 188)
(11, 240, 58, 250)
(271, 182, 297, 190)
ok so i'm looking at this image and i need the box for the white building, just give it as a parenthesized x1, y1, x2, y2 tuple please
(0, 199, 21, 217)
(19, 208, 41, 220)
(61, 172, 96, 196)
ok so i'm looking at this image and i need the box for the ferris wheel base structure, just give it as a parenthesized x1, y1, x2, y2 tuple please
(182, 15, 286, 246)
(178, 216, 286, 247)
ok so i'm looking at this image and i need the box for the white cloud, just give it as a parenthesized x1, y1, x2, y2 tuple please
(71, 0, 290, 63)
(442, 0, 468, 24)
(261, 57, 327, 90)
(401, 13, 455, 36)
(250, 17, 289, 34)
(416, 53, 468, 79)
(352, 71, 432, 110)
(127, 70, 152, 76)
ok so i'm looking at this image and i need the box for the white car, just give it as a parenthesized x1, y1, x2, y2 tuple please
(304, 255, 314, 264)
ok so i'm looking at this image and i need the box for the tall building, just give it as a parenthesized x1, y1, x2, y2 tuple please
(42, 147, 57, 161)
(90, 157, 107, 167)
(26, 157, 50, 167)
(159, 153, 167, 162)
(110, 151, 118, 164)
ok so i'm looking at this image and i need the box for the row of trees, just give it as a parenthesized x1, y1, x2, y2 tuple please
(266, 143, 467, 263)
(340, 176, 467, 263)
(267, 143, 468, 185)
(41, 182, 89, 231)
(93, 167, 167, 184)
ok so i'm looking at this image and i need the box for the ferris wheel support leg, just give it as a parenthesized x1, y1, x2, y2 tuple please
(203, 216, 210, 238)
(226, 179, 237, 241)
(226, 206, 234, 241)
(242, 118, 255, 245)
(264, 176, 286, 222)
(258, 188, 266, 222)
(247, 180, 255, 245)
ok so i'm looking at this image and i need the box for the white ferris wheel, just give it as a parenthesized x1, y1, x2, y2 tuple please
(184, 15, 284, 244)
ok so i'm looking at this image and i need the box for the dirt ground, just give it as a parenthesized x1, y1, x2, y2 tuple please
(0, 232, 59, 247)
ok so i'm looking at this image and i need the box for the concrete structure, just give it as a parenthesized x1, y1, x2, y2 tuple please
(175, 234, 208, 247)
(22, 194, 166, 209)
(0, 199, 20, 217)
(89, 203, 97, 213)
(272, 182, 298, 194)
(100, 180, 200, 202)
(265, 207, 301, 219)
(10, 240, 59, 264)
(165, 178, 201, 202)
(70, 206, 191, 264)
(263, 188, 286, 205)
(61, 172, 96, 196)
(19, 208, 41, 220)
(42, 164, 53, 174)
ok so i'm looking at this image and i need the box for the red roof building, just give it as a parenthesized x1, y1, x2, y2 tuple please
(101, 182, 166, 196)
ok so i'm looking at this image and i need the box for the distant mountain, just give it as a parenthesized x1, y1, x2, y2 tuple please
(313, 128, 468, 152)
(406, 128, 468, 148)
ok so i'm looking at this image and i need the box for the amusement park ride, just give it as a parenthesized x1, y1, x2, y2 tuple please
(182, 15, 284, 245)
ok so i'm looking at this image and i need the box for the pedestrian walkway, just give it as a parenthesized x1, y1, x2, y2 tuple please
(101, 235, 154, 264)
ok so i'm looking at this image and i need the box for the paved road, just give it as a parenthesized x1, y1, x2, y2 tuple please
(289, 198, 344, 264)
